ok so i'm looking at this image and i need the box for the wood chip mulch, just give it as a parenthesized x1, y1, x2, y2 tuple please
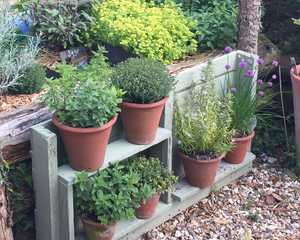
(143, 157, 300, 240)
(0, 93, 42, 112)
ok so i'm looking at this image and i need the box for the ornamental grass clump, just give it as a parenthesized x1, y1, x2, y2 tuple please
(175, 63, 233, 159)
(89, 0, 197, 63)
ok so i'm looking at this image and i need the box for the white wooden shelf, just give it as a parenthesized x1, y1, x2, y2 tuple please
(58, 127, 172, 185)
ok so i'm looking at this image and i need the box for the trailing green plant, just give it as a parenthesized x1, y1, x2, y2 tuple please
(16, 0, 93, 49)
(128, 156, 178, 200)
(88, 0, 197, 64)
(0, 162, 9, 186)
(9, 64, 46, 94)
(42, 51, 123, 128)
(112, 58, 175, 104)
(74, 163, 141, 225)
(223, 50, 275, 136)
(0, 2, 39, 93)
(175, 62, 233, 158)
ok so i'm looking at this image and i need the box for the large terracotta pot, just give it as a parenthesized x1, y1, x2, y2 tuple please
(225, 132, 255, 164)
(179, 151, 223, 188)
(121, 97, 168, 145)
(135, 193, 160, 219)
(52, 116, 117, 172)
(82, 218, 116, 240)
(291, 65, 300, 159)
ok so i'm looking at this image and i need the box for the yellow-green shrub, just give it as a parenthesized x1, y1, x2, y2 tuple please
(89, 0, 197, 64)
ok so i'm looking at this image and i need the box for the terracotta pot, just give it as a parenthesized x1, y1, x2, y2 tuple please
(121, 97, 168, 144)
(135, 194, 160, 219)
(82, 218, 116, 240)
(291, 65, 300, 160)
(225, 132, 255, 164)
(52, 115, 117, 172)
(179, 151, 223, 188)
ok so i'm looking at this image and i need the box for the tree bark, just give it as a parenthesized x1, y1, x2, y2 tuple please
(0, 185, 13, 240)
(237, 0, 262, 54)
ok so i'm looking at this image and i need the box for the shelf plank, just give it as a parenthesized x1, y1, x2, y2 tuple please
(75, 152, 254, 240)
(58, 128, 172, 185)
(172, 152, 255, 202)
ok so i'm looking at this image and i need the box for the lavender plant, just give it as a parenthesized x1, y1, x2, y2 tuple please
(0, 2, 39, 94)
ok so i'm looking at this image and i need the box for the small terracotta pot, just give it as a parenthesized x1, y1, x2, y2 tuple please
(179, 151, 223, 188)
(291, 65, 300, 161)
(135, 194, 160, 219)
(225, 132, 255, 164)
(121, 97, 168, 144)
(82, 218, 116, 240)
(52, 115, 117, 172)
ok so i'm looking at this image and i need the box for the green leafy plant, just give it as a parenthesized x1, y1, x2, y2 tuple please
(0, 2, 39, 93)
(43, 51, 123, 128)
(0, 162, 9, 186)
(112, 58, 175, 104)
(89, 0, 197, 63)
(175, 62, 233, 158)
(9, 64, 46, 94)
(128, 156, 178, 200)
(16, 0, 93, 49)
(74, 163, 141, 225)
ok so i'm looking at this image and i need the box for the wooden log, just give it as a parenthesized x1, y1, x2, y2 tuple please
(0, 185, 13, 240)
(0, 103, 52, 164)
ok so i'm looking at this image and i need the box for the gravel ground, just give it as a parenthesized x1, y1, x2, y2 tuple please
(143, 156, 300, 240)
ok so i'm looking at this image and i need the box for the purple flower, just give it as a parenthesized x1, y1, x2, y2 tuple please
(224, 46, 233, 54)
(239, 60, 247, 69)
(225, 64, 231, 70)
(267, 81, 273, 88)
(272, 60, 279, 67)
(257, 79, 263, 85)
(272, 74, 277, 80)
(258, 91, 265, 97)
(230, 87, 237, 93)
(257, 58, 264, 65)
(245, 69, 255, 78)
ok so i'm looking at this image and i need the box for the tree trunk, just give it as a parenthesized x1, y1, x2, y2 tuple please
(237, 0, 262, 54)
(0, 185, 13, 240)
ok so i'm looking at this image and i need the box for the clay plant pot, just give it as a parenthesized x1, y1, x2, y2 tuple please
(135, 194, 160, 219)
(52, 115, 117, 172)
(121, 97, 168, 145)
(291, 65, 300, 160)
(178, 151, 223, 188)
(82, 218, 116, 240)
(225, 132, 255, 164)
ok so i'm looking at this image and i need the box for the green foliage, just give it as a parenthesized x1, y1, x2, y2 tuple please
(43, 51, 123, 128)
(294, 18, 300, 26)
(89, 0, 197, 64)
(175, 63, 233, 157)
(0, 162, 9, 186)
(16, 0, 93, 49)
(9, 64, 46, 94)
(128, 156, 178, 198)
(112, 58, 175, 104)
(74, 163, 141, 225)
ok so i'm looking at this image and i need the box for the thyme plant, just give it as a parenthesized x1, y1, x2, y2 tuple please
(0, 2, 39, 94)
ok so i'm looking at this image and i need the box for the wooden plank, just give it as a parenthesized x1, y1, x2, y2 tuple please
(0, 185, 13, 240)
(31, 125, 59, 240)
(58, 128, 172, 185)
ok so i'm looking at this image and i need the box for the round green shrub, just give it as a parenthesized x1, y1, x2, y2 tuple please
(10, 64, 46, 94)
(89, 0, 197, 64)
(112, 58, 175, 104)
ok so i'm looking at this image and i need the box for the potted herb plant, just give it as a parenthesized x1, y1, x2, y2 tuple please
(175, 63, 233, 188)
(223, 50, 274, 164)
(128, 156, 178, 219)
(75, 163, 141, 240)
(43, 51, 123, 172)
(112, 58, 175, 145)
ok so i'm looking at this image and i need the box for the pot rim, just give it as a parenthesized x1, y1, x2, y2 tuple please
(122, 97, 168, 109)
(233, 131, 255, 142)
(81, 217, 116, 228)
(52, 115, 117, 133)
(291, 65, 300, 81)
(178, 150, 224, 164)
